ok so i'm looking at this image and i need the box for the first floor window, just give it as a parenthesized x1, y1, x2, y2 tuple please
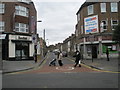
(111, 20, 118, 30)
(0, 21, 5, 32)
(81, 25, 83, 34)
(15, 22, 29, 33)
(101, 20, 107, 30)
(77, 13, 80, 22)
(0, 3, 5, 14)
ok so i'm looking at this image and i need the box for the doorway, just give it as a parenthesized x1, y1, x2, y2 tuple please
(15, 42, 29, 60)
(92, 45, 97, 58)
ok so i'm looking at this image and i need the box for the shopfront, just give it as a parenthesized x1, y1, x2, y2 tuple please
(8, 34, 34, 60)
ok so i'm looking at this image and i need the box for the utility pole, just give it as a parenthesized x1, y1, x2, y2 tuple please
(43, 29, 45, 57)
(43, 29, 45, 41)
(0, 39, 2, 70)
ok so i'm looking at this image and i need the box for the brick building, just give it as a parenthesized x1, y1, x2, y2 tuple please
(75, 1, 120, 59)
(0, 0, 37, 60)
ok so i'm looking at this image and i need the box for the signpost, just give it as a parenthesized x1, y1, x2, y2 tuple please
(89, 33, 94, 62)
(32, 34, 37, 63)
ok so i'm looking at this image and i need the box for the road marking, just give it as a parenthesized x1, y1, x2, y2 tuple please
(67, 57, 120, 73)
(56, 66, 74, 71)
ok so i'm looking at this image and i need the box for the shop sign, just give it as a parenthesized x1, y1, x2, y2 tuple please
(0, 34, 6, 39)
(17, 36, 30, 41)
(84, 15, 99, 34)
(18, 36, 28, 40)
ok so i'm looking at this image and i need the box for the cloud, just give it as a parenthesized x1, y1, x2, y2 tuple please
(33, 0, 86, 45)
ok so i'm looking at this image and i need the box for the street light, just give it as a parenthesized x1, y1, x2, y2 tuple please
(99, 22, 104, 59)
(37, 20, 42, 22)
(89, 33, 94, 62)
(33, 20, 42, 63)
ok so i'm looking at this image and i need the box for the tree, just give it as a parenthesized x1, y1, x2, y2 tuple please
(112, 23, 120, 61)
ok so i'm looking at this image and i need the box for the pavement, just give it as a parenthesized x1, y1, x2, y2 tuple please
(2, 56, 46, 74)
(82, 58, 119, 72)
(2, 55, 120, 74)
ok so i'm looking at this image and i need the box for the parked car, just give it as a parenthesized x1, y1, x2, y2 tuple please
(62, 51, 67, 57)
(53, 49, 60, 55)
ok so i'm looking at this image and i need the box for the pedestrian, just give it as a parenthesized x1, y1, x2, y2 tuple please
(73, 50, 81, 67)
(33, 52, 37, 63)
(106, 48, 109, 61)
(58, 51, 63, 66)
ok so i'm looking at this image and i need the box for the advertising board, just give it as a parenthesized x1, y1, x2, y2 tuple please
(84, 15, 99, 34)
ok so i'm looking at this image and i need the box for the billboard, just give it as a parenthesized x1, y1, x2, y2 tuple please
(84, 15, 99, 34)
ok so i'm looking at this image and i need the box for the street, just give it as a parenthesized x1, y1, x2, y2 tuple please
(2, 52, 118, 88)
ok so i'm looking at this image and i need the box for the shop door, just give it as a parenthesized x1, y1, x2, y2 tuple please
(92, 45, 97, 58)
(16, 42, 29, 60)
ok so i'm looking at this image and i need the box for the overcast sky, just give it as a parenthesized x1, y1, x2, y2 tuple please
(32, 0, 86, 45)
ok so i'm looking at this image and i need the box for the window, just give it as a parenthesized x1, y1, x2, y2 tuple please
(15, 22, 28, 33)
(111, 20, 118, 30)
(0, 21, 5, 32)
(0, 3, 5, 14)
(100, 3, 106, 13)
(75, 29, 78, 36)
(81, 25, 83, 34)
(111, 3, 118, 12)
(17, 0, 30, 4)
(15, 6, 29, 17)
(77, 13, 80, 22)
(101, 20, 107, 30)
(87, 5, 93, 15)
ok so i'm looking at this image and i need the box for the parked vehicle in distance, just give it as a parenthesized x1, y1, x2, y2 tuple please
(62, 51, 67, 57)
(53, 49, 60, 55)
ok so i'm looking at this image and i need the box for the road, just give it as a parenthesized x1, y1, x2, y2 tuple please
(2, 52, 119, 88)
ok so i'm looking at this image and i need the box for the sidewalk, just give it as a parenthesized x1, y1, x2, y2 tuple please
(2, 55, 46, 74)
(69, 55, 119, 72)
(82, 58, 119, 72)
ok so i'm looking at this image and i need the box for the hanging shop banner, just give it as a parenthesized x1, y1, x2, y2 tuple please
(84, 15, 99, 34)
(0, 34, 6, 39)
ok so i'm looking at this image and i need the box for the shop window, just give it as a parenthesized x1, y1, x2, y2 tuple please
(103, 45, 118, 53)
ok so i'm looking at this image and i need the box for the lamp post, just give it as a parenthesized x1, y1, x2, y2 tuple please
(33, 20, 42, 63)
(89, 33, 94, 62)
(99, 22, 104, 59)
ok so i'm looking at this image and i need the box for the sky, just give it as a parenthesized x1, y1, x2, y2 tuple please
(32, 0, 86, 46)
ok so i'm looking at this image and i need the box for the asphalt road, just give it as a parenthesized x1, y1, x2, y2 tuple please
(2, 52, 119, 88)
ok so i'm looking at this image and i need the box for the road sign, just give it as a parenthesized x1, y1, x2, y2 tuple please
(32, 34, 37, 45)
